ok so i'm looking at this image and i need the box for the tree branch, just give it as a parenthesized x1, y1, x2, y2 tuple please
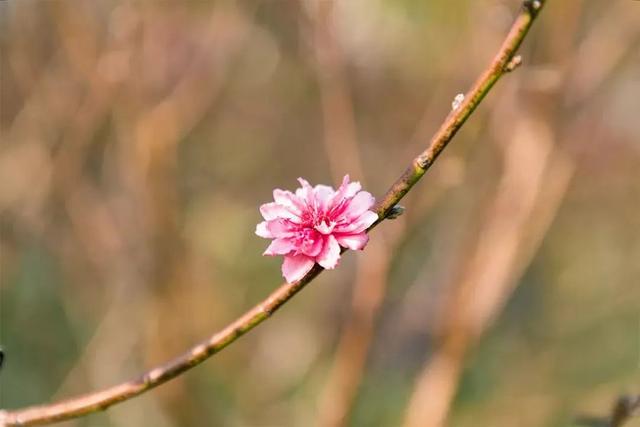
(0, 1, 546, 425)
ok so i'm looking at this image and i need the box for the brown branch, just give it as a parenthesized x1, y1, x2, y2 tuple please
(0, 1, 546, 425)
(401, 2, 639, 424)
(370, 0, 545, 227)
(402, 111, 575, 427)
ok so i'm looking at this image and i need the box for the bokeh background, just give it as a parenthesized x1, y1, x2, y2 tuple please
(1, 1, 639, 426)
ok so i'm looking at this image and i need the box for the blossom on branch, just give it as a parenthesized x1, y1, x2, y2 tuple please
(256, 175, 378, 283)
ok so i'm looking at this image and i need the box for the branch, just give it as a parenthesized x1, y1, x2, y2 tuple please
(610, 395, 640, 427)
(0, 1, 546, 425)
(402, 103, 574, 427)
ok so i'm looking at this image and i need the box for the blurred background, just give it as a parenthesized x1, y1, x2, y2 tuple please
(1, 1, 639, 426)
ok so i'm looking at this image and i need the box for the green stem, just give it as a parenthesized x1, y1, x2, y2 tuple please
(0, 1, 546, 425)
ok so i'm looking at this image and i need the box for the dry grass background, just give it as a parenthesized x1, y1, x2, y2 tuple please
(1, 1, 639, 426)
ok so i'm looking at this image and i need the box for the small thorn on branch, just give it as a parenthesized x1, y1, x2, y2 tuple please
(505, 55, 523, 72)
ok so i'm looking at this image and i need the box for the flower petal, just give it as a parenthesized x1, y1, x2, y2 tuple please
(317, 235, 341, 269)
(282, 254, 315, 283)
(315, 220, 335, 235)
(301, 232, 324, 257)
(266, 219, 299, 238)
(334, 211, 378, 234)
(339, 175, 362, 200)
(344, 191, 375, 219)
(295, 178, 316, 211)
(335, 233, 369, 250)
(273, 189, 305, 214)
(264, 238, 296, 256)
(255, 221, 273, 238)
(314, 184, 335, 211)
(260, 202, 300, 222)
(297, 177, 313, 189)
(330, 175, 361, 209)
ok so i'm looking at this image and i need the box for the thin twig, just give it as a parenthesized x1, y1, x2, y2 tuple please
(0, 1, 546, 425)
(369, 0, 545, 228)
(402, 111, 575, 427)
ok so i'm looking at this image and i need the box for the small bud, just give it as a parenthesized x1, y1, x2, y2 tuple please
(524, 0, 542, 12)
(505, 55, 523, 72)
(386, 205, 405, 220)
(451, 93, 465, 111)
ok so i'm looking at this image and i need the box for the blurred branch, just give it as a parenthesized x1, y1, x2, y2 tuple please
(0, 1, 546, 425)
(307, 2, 405, 426)
(400, 1, 640, 424)
(576, 395, 640, 427)
(309, 1, 449, 424)
(610, 395, 640, 427)
(310, 0, 364, 181)
(402, 112, 575, 427)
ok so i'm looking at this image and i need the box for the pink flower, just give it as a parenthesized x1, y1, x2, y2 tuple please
(256, 175, 378, 283)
